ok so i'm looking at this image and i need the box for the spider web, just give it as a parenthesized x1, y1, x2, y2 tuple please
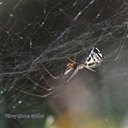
(0, 0, 128, 127)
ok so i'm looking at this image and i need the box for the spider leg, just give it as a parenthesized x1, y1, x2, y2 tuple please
(64, 68, 73, 75)
(67, 57, 76, 63)
(74, 53, 77, 62)
(82, 64, 96, 72)
(37, 67, 55, 89)
(13, 87, 55, 99)
(65, 68, 79, 83)
(25, 76, 53, 91)
(40, 63, 59, 79)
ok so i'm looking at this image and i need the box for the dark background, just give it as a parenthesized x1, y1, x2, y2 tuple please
(0, 0, 128, 128)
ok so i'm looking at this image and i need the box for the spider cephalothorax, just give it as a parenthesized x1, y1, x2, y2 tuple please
(67, 63, 77, 70)
(64, 63, 77, 75)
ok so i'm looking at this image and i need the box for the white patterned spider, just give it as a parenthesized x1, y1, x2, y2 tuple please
(14, 47, 103, 98)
